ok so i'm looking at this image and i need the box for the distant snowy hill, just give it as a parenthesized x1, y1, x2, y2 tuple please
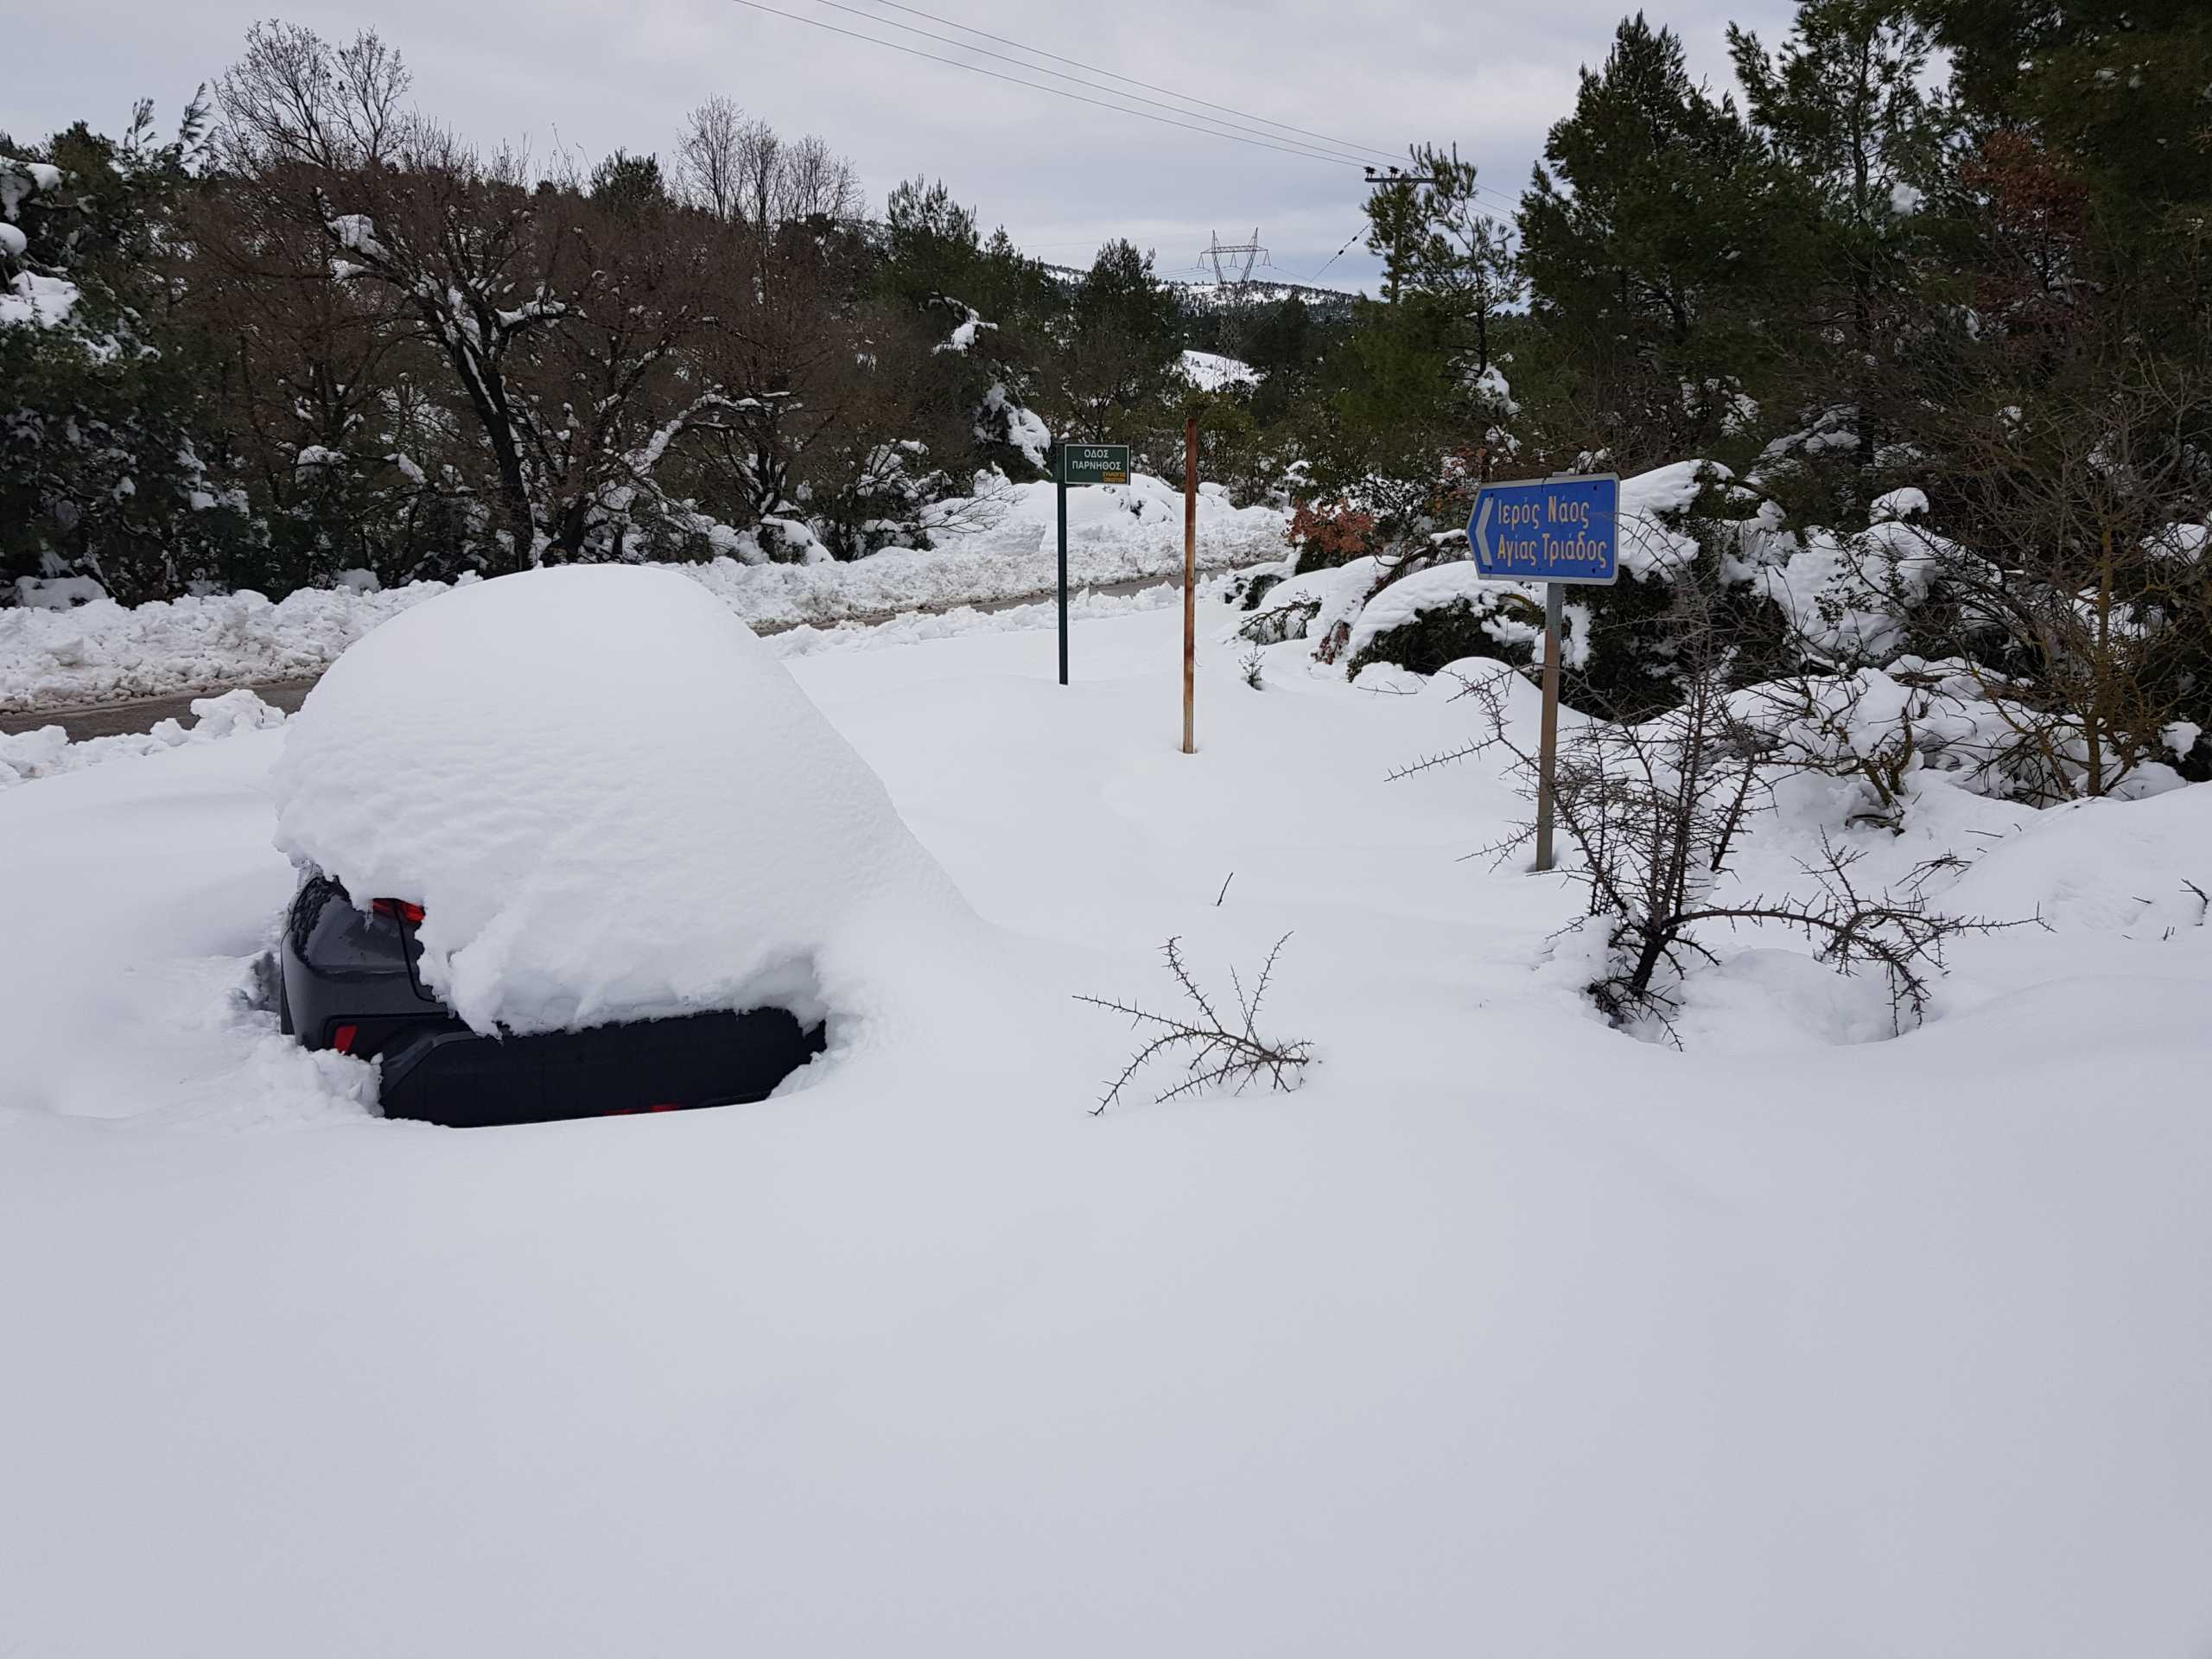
(1040, 262, 1361, 319)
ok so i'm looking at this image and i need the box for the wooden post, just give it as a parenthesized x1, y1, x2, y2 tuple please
(1534, 581, 1562, 871)
(1182, 415, 1198, 755)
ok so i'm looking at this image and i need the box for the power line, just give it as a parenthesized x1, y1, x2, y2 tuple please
(854, 0, 1527, 219)
(724, 0, 1367, 168)
(1304, 224, 1368, 284)
(852, 0, 1408, 165)
(792, 0, 1382, 167)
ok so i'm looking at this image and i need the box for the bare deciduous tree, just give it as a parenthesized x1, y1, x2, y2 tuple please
(213, 20, 412, 172)
(212, 30, 742, 569)
(777, 133, 862, 225)
(677, 102, 860, 232)
(674, 95, 753, 222)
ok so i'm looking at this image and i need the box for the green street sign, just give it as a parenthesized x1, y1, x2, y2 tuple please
(1060, 443, 1130, 486)
(1052, 437, 1128, 686)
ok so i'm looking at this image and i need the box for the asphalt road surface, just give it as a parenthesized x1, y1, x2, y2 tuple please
(2, 569, 1234, 741)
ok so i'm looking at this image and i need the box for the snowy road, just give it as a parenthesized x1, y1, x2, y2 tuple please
(2, 473, 1290, 719)
(3, 601, 2209, 1657)
(0, 673, 321, 739)
(0, 569, 1228, 740)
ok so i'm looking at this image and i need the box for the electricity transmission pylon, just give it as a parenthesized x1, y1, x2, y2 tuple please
(1196, 229, 1270, 362)
(1201, 228, 1268, 289)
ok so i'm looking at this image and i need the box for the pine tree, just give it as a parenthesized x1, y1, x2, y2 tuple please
(1916, 0, 2211, 339)
(588, 149, 671, 218)
(1729, 0, 1955, 484)
(1057, 238, 1179, 436)
(1298, 146, 1522, 537)
(1363, 143, 1521, 372)
(1518, 13, 1797, 462)
(882, 176, 980, 315)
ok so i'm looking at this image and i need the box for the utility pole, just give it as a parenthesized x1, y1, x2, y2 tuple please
(1361, 164, 1437, 304)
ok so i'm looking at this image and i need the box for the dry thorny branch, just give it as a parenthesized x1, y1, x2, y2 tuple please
(1658, 831, 2031, 1030)
(1076, 934, 1314, 1114)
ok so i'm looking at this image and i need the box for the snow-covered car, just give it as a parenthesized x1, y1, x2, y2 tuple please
(262, 562, 967, 1128)
(272, 870, 824, 1127)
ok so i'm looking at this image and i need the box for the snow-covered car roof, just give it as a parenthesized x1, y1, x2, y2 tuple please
(271, 563, 965, 1038)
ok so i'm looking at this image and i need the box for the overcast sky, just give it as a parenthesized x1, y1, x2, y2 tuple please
(17, 0, 1797, 292)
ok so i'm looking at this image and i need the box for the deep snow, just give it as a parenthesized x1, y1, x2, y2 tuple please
(2, 599, 2209, 1657)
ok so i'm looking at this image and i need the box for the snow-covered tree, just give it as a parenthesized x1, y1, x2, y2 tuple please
(0, 99, 257, 603)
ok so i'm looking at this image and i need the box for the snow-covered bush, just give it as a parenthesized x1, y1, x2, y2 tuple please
(1745, 505, 2210, 804)
(1242, 558, 1386, 661)
(1324, 461, 1791, 717)
(1737, 660, 2195, 823)
(1343, 565, 1554, 679)
(1219, 563, 1287, 614)
(1236, 589, 1323, 647)
(1398, 576, 2010, 1036)
(1283, 499, 1380, 575)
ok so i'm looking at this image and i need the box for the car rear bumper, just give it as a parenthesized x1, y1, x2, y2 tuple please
(378, 1007, 827, 1128)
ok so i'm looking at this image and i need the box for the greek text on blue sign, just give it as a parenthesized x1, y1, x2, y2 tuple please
(1469, 474, 1621, 586)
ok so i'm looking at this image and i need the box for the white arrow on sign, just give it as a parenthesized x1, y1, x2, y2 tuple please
(1473, 493, 1493, 565)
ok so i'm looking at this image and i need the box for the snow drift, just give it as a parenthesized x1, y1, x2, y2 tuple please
(0, 687, 286, 789)
(270, 564, 969, 1039)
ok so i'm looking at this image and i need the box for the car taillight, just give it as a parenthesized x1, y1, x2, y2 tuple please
(331, 1023, 359, 1054)
(372, 899, 426, 924)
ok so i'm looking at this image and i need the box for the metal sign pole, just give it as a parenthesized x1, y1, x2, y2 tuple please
(1056, 441, 1069, 687)
(1465, 472, 1618, 875)
(1052, 443, 1129, 690)
(1535, 581, 1563, 872)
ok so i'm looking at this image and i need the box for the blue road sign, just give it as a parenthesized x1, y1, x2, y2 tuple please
(1469, 474, 1620, 585)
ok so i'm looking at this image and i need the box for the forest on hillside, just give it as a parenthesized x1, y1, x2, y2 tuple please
(4, 1, 2209, 793)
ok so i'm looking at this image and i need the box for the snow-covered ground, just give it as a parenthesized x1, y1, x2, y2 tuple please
(1179, 348, 1262, 390)
(3, 598, 2209, 1656)
(0, 472, 1285, 712)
